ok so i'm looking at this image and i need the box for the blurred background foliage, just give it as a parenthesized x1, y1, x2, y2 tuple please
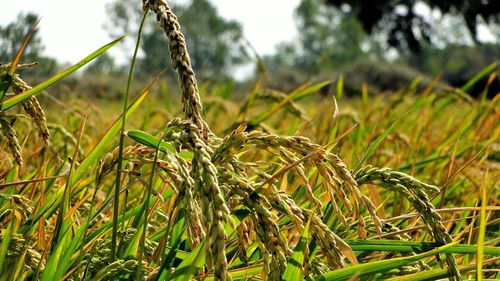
(0, 13, 58, 79)
(1, 0, 499, 98)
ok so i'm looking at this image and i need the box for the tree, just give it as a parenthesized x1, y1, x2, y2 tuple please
(178, 0, 246, 81)
(0, 12, 58, 78)
(269, 0, 367, 75)
(106, 0, 248, 80)
(0, 13, 43, 62)
(324, 0, 500, 52)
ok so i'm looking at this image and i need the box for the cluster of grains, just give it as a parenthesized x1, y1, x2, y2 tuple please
(125, 1, 462, 280)
(138, 0, 373, 279)
(244, 130, 382, 235)
(0, 112, 23, 165)
(1, 234, 44, 272)
(91, 259, 148, 281)
(229, 181, 290, 279)
(10, 75, 50, 145)
(1, 193, 34, 220)
(354, 165, 462, 281)
(97, 144, 157, 185)
(78, 228, 156, 280)
(212, 123, 361, 275)
(171, 146, 205, 245)
(157, 118, 232, 281)
(217, 167, 357, 278)
(193, 123, 373, 278)
(96, 143, 188, 200)
(0, 66, 50, 166)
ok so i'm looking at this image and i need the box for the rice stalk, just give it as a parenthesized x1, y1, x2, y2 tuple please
(142, 0, 210, 138)
(354, 165, 462, 281)
(159, 118, 232, 280)
(138, 1, 380, 279)
(115, 1, 468, 281)
(111, 10, 147, 261)
(0, 112, 23, 166)
(11, 75, 50, 145)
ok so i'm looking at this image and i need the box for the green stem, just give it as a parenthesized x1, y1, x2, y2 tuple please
(111, 10, 148, 261)
(136, 131, 163, 280)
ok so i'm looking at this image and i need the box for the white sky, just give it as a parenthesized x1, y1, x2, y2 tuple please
(0, 0, 300, 65)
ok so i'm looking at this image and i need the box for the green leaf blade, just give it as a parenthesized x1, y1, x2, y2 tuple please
(168, 241, 206, 281)
(1, 36, 124, 111)
(283, 218, 311, 281)
(126, 129, 193, 160)
(315, 242, 458, 281)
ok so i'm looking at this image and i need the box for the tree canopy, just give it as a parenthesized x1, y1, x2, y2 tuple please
(0, 12, 58, 78)
(106, 0, 247, 80)
(266, 0, 368, 77)
(0, 13, 43, 62)
(324, 0, 500, 52)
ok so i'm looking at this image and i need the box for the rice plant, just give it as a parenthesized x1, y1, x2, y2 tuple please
(0, 0, 498, 281)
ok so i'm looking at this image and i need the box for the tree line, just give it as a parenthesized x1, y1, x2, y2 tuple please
(1, 0, 499, 95)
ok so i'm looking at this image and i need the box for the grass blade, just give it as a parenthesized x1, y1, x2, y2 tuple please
(476, 170, 488, 281)
(386, 257, 500, 281)
(355, 109, 411, 170)
(155, 210, 187, 281)
(126, 129, 193, 160)
(205, 265, 263, 281)
(346, 240, 500, 256)
(0, 216, 14, 276)
(460, 62, 497, 93)
(315, 242, 458, 281)
(1, 37, 124, 111)
(283, 218, 311, 281)
(168, 241, 206, 281)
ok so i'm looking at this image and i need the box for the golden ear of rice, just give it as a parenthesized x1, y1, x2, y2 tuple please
(354, 165, 461, 280)
(0, 113, 23, 166)
(11, 75, 50, 145)
(143, 0, 210, 138)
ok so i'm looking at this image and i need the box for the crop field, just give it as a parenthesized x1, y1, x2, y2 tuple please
(0, 1, 499, 280)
